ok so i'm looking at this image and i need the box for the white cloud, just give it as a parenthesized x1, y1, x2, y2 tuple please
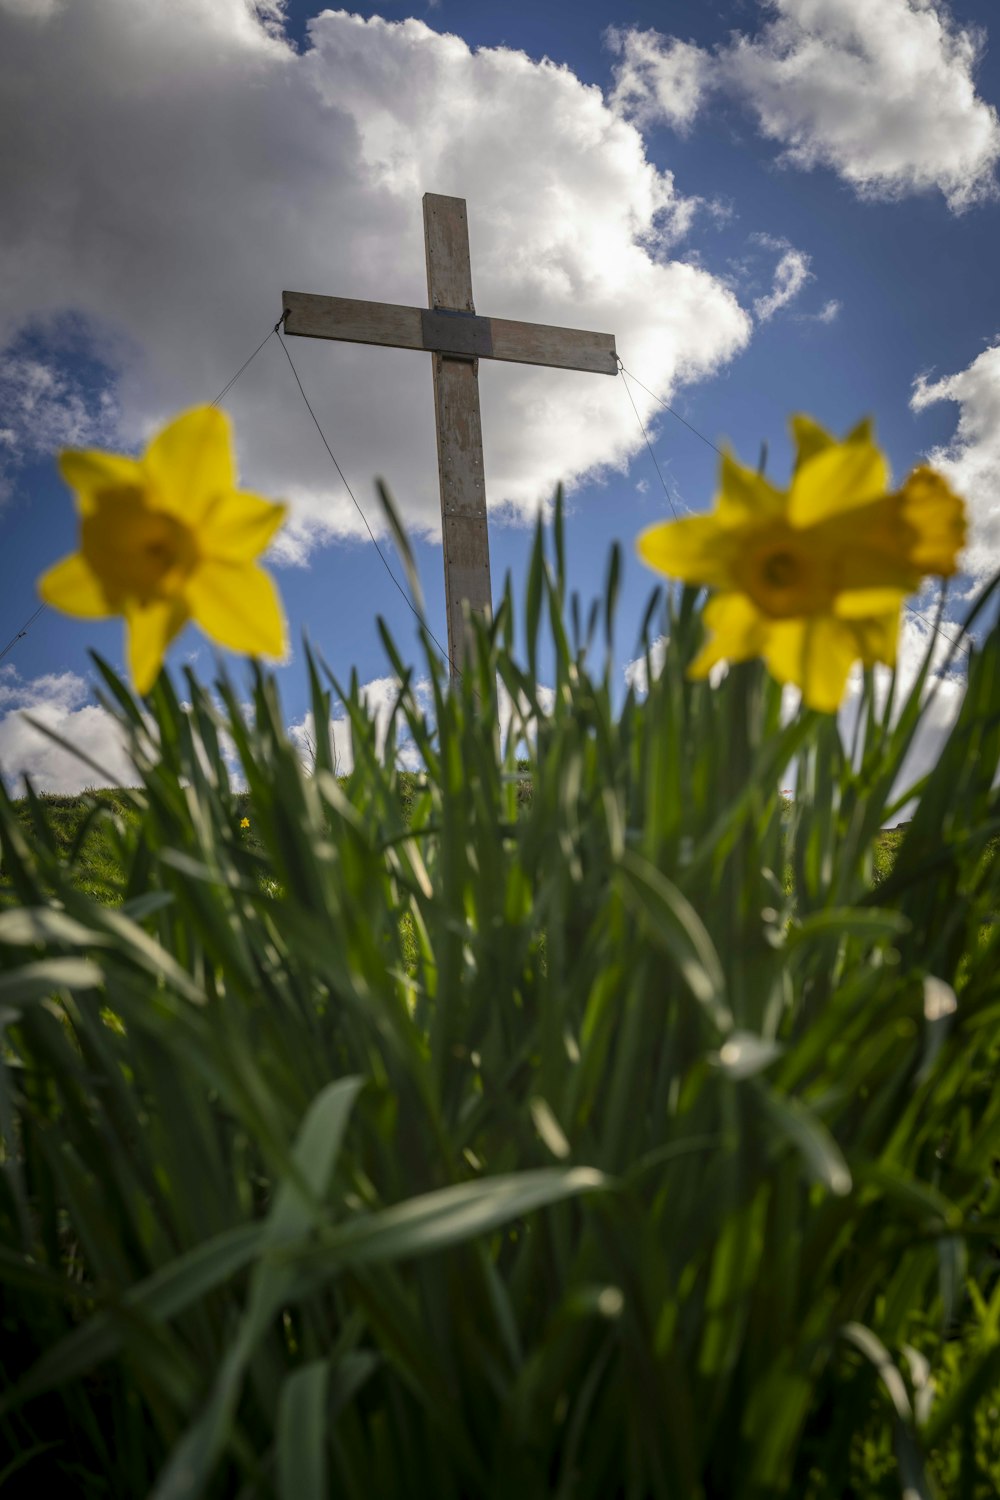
(724, 0, 1000, 212)
(837, 608, 970, 812)
(770, 605, 968, 804)
(288, 673, 430, 776)
(0, 662, 431, 794)
(911, 342, 1000, 585)
(288, 709, 351, 774)
(606, 26, 710, 133)
(723, 232, 824, 326)
(287, 668, 556, 774)
(0, 667, 136, 793)
(796, 297, 841, 325)
(353, 672, 428, 771)
(497, 677, 556, 756)
(623, 634, 668, 695)
(753, 244, 813, 322)
(0, 1, 752, 564)
(606, 4, 999, 213)
(0, 330, 119, 502)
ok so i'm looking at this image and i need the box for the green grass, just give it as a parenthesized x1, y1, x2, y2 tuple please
(1, 767, 533, 914)
(0, 787, 904, 909)
(1, 788, 139, 906)
(1, 503, 999, 1498)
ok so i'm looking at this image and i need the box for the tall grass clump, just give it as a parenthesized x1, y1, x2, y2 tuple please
(1, 506, 999, 1498)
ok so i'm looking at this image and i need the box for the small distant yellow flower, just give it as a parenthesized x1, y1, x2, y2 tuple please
(240, 816, 250, 829)
(39, 406, 288, 694)
(637, 415, 966, 712)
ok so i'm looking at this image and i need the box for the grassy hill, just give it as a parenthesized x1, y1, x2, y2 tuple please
(1, 787, 145, 906)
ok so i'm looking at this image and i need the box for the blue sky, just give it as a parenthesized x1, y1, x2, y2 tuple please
(1, 0, 998, 788)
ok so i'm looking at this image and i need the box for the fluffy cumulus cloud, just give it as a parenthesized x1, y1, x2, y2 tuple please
(725, 0, 1000, 211)
(606, 26, 709, 133)
(606, 2, 1000, 213)
(0, 0, 751, 564)
(0, 667, 136, 793)
(911, 342, 1000, 585)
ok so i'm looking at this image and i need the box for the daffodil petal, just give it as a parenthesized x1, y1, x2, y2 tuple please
(689, 592, 768, 678)
(58, 449, 144, 515)
(847, 610, 900, 670)
(761, 619, 807, 689)
(143, 406, 234, 522)
(637, 515, 734, 588)
(834, 586, 909, 620)
(790, 414, 836, 472)
(201, 491, 288, 563)
(125, 597, 190, 695)
(788, 430, 889, 527)
(764, 617, 857, 713)
(898, 466, 967, 575)
(851, 609, 905, 669)
(187, 560, 286, 658)
(38, 552, 118, 617)
(845, 417, 875, 446)
(715, 452, 786, 527)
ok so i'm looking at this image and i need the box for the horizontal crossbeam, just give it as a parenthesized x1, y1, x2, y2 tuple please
(282, 290, 618, 376)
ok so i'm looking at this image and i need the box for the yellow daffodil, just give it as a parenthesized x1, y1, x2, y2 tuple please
(637, 415, 966, 712)
(39, 406, 288, 694)
(240, 817, 250, 829)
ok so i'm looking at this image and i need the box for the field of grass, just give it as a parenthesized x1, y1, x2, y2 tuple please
(2, 513, 999, 1497)
(1, 788, 139, 906)
(0, 784, 905, 912)
(2, 765, 535, 908)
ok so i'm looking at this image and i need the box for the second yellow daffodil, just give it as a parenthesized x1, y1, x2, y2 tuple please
(637, 415, 966, 712)
(39, 406, 288, 694)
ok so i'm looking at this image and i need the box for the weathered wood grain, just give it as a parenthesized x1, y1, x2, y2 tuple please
(422, 195, 492, 672)
(489, 317, 617, 375)
(423, 193, 476, 312)
(433, 350, 492, 671)
(282, 291, 424, 351)
(284, 291, 616, 374)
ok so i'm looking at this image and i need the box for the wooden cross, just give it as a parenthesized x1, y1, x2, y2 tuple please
(283, 193, 617, 674)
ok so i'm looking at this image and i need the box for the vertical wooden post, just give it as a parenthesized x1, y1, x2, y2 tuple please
(422, 192, 492, 676)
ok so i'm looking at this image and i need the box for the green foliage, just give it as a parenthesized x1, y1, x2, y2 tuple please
(0, 788, 138, 907)
(1, 509, 999, 1497)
